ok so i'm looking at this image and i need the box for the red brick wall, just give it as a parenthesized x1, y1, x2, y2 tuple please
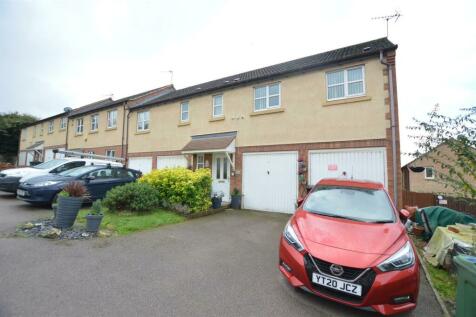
(79, 145, 124, 158)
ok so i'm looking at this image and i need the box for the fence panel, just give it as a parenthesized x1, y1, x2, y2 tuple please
(402, 190, 476, 217)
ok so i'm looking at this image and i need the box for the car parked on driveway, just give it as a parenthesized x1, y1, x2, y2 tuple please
(0, 158, 123, 193)
(16, 165, 141, 205)
(279, 178, 419, 316)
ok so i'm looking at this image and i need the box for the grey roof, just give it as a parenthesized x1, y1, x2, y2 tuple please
(182, 131, 237, 152)
(25, 141, 44, 150)
(133, 38, 397, 110)
(69, 98, 114, 117)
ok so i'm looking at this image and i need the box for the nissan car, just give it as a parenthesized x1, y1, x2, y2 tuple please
(279, 178, 419, 315)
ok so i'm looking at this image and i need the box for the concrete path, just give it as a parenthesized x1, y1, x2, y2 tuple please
(0, 196, 443, 316)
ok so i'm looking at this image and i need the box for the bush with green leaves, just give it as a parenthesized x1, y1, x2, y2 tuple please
(139, 167, 212, 213)
(102, 182, 159, 213)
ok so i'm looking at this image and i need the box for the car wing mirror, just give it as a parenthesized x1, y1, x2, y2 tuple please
(296, 197, 305, 207)
(399, 209, 410, 221)
(84, 175, 95, 182)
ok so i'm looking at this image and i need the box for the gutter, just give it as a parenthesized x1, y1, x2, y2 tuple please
(380, 50, 399, 207)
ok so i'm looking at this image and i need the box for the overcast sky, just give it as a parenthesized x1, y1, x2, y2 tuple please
(1, 0, 475, 164)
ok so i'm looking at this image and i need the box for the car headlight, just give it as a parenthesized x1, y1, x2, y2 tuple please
(283, 221, 305, 252)
(32, 181, 61, 187)
(377, 241, 415, 272)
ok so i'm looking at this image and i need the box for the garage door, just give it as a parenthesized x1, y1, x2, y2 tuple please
(242, 152, 298, 213)
(309, 147, 387, 187)
(44, 149, 54, 162)
(157, 155, 188, 169)
(128, 157, 153, 174)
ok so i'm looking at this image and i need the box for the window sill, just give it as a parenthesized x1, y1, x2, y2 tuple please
(89, 130, 98, 134)
(323, 96, 371, 107)
(105, 127, 117, 131)
(135, 130, 150, 135)
(250, 108, 285, 117)
(47, 132, 54, 135)
(75, 133, 83, 137)
(178, 121, 190, 127)
(209, 116, 225, 122)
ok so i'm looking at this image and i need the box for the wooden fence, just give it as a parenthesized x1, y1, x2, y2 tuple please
(402, 190, 476, 216)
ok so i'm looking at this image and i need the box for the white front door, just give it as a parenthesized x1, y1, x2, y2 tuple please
(212, 153, 231, 202)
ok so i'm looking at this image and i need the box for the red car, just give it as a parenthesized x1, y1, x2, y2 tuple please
(279, 178, 419, 315)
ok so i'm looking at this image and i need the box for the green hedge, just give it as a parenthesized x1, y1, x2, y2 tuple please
(139, 167, 212, 213)
(102, 182, 159, 213)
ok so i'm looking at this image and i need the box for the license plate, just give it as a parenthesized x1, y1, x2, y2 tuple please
(17, 189, 27, 197)
(312, 273, 362, 296)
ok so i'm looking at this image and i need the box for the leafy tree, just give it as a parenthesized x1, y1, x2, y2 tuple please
(0, 112, 37, 163)
(408, 105, 475, 199)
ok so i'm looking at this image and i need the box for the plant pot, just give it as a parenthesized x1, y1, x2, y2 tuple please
(52, 204, 58, 226)
(55, 196, 83, 229)
(211, 197, 222, 209)
(230, 195, 242, 209)
(86, 214, 104, 233)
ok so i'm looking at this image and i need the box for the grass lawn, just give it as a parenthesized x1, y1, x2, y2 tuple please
(76, 208, 185, 236)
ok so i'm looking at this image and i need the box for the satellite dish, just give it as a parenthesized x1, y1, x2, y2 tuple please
(63, 107, 73, 113)
(409, 166, 425, 173)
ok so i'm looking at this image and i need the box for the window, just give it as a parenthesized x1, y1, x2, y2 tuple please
(33, 126, 36, 137)
(326, 65, 365, 100)
(76, 118, 84, 134)
(107, 110, 117, 128)
(137, 111, 150, 131)
(60, 117, 67, 130)
(106, 150, 116, 158)
(88, 168, 113, 179)
(51, 161, 86, 174)
(39, 123, 44, 136)
(196, 154, 204, 169)
(22, 128, 27, 140)
(213, 95, 223, 117)
(87, 151, 95, 154)
(180, 102, 189, 122)
(48, 120, 54, 133)
(90, 114, 99, 131)
(425, 167, 435, 179)
(254, 83, 280, 111)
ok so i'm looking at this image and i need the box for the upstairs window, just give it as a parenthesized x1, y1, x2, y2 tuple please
(48, 120, 54, 133)
(22, 128, 27, 140)
(33, 126, 36, 137)
(90, 114, 99, 131)
(39, 123, 44, 136)
(425, 167, 435, 180)
(326, 66, 365, 100)
(107, 110, 117, 128)
(76, 118, 84, 134)
(180, 101, 189, 122)
(254, 83, 280, 111)
(137, 111, 150, 131)
(60, 117, 67, 129)
(213, 95, 223, 117)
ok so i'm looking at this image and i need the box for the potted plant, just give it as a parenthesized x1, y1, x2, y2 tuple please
(230, 188, 242, 209)
(211, 192, 223, 209)
(86, 199, 104, 233)
(55, 181, 88, 229)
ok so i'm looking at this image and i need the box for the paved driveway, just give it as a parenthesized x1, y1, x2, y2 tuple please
(0, 196, 442, 317)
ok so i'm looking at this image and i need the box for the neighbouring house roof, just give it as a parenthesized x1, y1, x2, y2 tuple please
(25, 141, 44, 150)
(182, 131, 237, 153)
(131, 37, 397, 110)
(69, 98, 114, 117)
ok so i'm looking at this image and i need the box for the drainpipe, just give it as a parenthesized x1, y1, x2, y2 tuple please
(380, 50, 399, 208)
(121, 101, 128, 162)
(124, 103, 132, 167)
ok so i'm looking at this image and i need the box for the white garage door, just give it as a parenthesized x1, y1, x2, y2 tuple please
(242, 152, 298, 214)
(128, 157, 153, 174)
(309, 147, 387, 187)
(45, 149, 54, 162)
(157, 155, 188, 169)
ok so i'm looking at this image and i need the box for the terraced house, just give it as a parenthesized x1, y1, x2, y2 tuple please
(17, 37, 402, 213)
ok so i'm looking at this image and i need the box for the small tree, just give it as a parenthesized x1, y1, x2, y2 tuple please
(0, 112, 37, 163)
(408, 105, 475, 199)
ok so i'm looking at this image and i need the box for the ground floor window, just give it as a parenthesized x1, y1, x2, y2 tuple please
(196, 154, 204, 169)
(106, 150, 116, 158)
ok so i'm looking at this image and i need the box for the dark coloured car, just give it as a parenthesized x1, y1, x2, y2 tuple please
(17, 165, 141, 205)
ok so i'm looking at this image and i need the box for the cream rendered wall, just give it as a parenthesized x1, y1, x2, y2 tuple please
(67, 106, 125, 150)
(19, 117, 67, 150)
(128, 57, 388, 153)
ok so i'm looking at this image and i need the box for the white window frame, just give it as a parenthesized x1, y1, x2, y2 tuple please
(22, 128, 27, 140)
(90, 114, 99, 131)
(48, 120, 54, 133)
(60, 117, 67, 130)
(107, 110, 117, 128)
(106, 150, 116, 158)
(39, 123, 44, 136)
(196, 154, 204, 169)
(137, 111, 150, 131)
(425, 167, 435, 180)
(326, 65, 365, 101)
(212, 94, 224, 117)
(33, 126, 36, 137)
(76, 118, 84, 134)
(180, 101, 189, 122)
(253, 82, 281, 112)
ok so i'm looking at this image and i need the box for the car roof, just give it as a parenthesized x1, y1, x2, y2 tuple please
(316, 178, 384, 190)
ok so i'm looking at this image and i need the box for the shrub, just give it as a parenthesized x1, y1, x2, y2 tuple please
(139, 167, 212, 213)
(61, 181, 88, 198)
(102, 182, 159, 213)
(90, 199, 103, 215)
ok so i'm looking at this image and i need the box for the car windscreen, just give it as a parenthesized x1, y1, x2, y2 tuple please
(33, 159, 69, 170)
(59, 166, 100, 177)
(302, 186, 395, 223)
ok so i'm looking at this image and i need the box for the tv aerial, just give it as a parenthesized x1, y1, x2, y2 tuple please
(372, 10, 402, 37)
